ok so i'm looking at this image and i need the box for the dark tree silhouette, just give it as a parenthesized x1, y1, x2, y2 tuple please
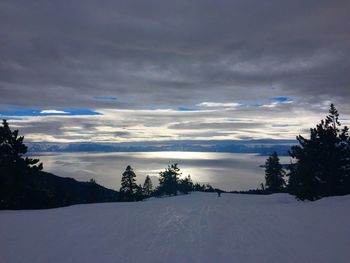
(120, 165, 138, 201)
(193, 183, 204, 191)
(178, 175, 193, 194)
(0, 119, 43, 175)
(158, 163, 181, 196)
(0, 119, 43, 208)
(204, 184, 215, 192)
(288, 104, 350, 200)
(142, 175, 153, 197)
(192, 182, 215, 192)
(264, 151, 285, 193)
(134, 184, 144, 201)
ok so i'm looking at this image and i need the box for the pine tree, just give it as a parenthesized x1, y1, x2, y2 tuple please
(288, 104, 350, 200)
(120, 165, 138, 201)
(0, 120, 43, 209)
(142, 175, 153, 197)
(0, 119, 42, 175)
(179, 175, 193, 194)
(264, 151, 285, 193)
(134, 184, 144, 201)
(158, 163, 181, 196)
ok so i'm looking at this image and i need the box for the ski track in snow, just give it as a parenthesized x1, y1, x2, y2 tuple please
(1, 193, 350, 263)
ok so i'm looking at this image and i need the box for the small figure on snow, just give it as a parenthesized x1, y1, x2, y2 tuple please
(216, 189, 222, 197)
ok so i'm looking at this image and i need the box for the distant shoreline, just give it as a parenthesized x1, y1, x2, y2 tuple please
(27, 139, 296, 156)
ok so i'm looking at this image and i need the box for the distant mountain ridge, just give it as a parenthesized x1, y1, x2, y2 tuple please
(27, 140, 296, 156)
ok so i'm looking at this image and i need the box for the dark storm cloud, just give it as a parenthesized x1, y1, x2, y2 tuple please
(1, 0, 349, 109)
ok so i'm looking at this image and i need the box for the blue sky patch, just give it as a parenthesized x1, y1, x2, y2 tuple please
(176, 107, 197, 111)
(0, 108, 101, 117)
(269, 97, 292, 103)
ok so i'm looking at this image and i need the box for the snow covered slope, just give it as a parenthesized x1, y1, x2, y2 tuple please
(1, 193, 349, 263)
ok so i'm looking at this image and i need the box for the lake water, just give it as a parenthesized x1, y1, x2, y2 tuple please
(33, 152, 290, 191)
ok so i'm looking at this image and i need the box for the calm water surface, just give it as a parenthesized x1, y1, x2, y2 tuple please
(34, 152, 290, 191)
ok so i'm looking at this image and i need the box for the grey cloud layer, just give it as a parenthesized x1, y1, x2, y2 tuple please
(1, 0, 350, 142)
(1, 0, 350, 109)
(8, 102, 347, 142)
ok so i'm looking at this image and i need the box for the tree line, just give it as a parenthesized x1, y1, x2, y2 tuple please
(118, 163, 216, 201)
(263, 104, 350, 200)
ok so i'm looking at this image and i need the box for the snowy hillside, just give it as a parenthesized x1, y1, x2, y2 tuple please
(1, 193, 349, 263)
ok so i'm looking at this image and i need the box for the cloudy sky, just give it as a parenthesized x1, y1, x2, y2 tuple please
(1, 0, 349, 142)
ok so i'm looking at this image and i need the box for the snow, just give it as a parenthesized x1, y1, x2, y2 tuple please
(1, 193, 349, 263)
